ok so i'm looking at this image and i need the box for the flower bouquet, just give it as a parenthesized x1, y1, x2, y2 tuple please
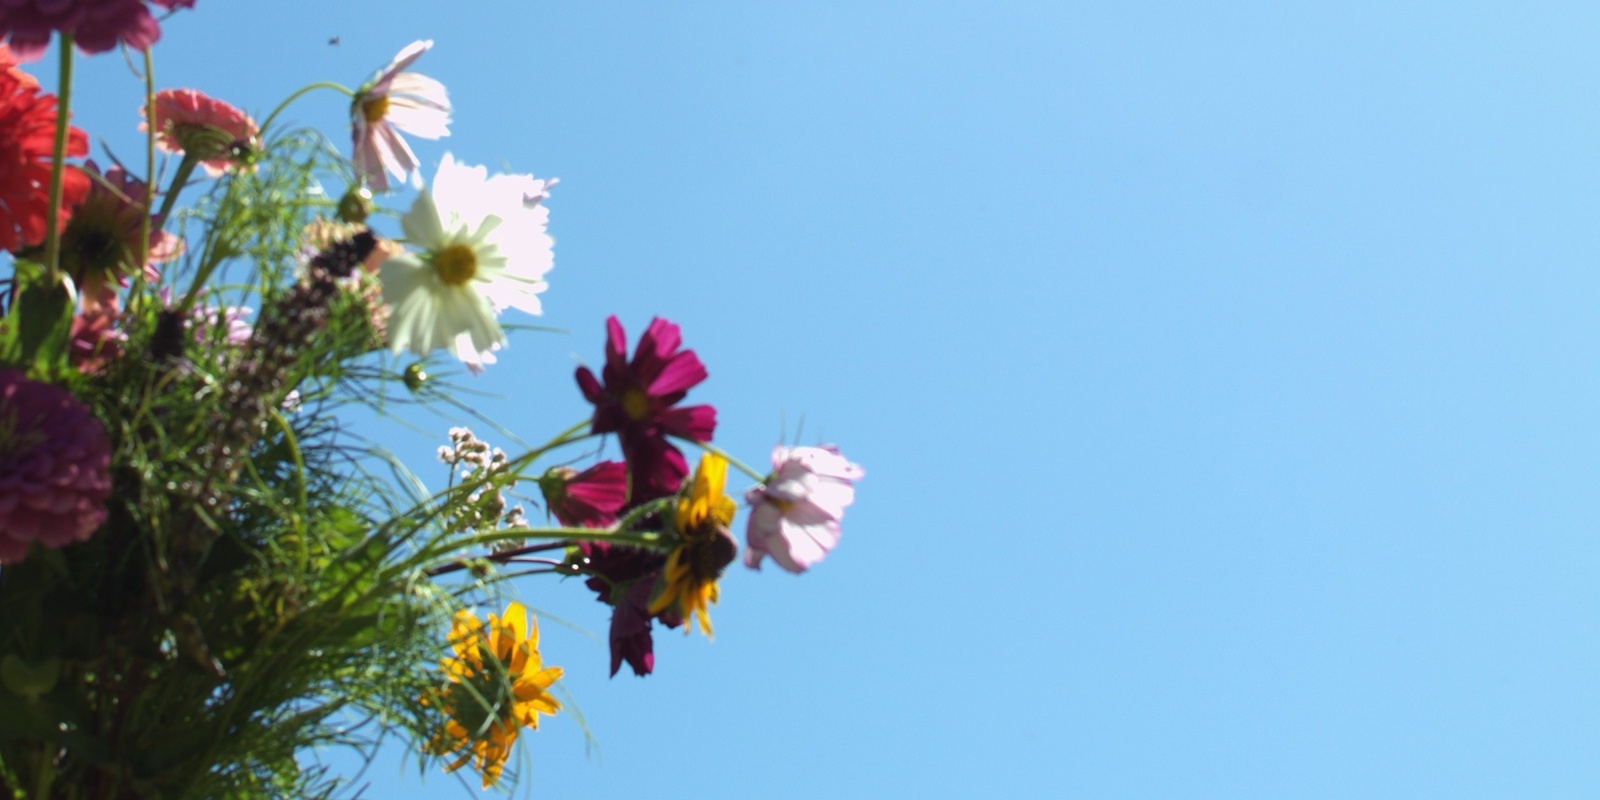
(0, 4, 861, 797)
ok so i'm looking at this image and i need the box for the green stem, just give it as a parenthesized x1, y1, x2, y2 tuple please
(686, 438, 767, 483)
(42, 33, 75, 281)
(130, 47, 155, 308)
(33, 742, 55, 800)
(258, 81, 353, 135)
(153, 154, 198, 232)
(445, 526, 666, 555)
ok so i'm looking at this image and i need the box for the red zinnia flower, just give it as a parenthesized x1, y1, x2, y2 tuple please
(538, 461, 627, 528)
(0, 67, 86, 253)
(0, 42, 35, 88)
(575, 316, 716, 502)
(0, 0, 196, 61)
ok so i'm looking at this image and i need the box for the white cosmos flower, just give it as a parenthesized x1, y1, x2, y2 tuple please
(380, 154, 555, 366)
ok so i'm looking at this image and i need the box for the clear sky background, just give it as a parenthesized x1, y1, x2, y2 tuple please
(43, 0, 1600, 797)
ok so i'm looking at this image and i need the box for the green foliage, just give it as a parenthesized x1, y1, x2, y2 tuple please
(0, 129, 504, 800)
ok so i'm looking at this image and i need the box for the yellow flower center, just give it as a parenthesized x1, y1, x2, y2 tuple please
(361, 95, 390, 124)
(621, 388, 651, 421)
(433, 243, 478, 286)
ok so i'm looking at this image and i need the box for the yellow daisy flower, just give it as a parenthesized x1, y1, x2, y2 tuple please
(426, 601, 562, 788)
(649, 453, 738, 637)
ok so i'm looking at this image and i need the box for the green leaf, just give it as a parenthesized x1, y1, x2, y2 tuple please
(11, 266, 74, 378)
(0, 654, 60, 700)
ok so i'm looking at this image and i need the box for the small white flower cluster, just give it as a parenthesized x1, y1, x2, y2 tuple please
(436, 427, 526, 542)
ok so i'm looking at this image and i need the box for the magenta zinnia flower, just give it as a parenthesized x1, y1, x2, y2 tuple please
(538, 461, 627, 528)
(351, 40, 450, 193)
(744, 445, 863, 573)
(575, 316, 716, 502)
(141, 88, 257, 176)
(0, 371, 112, 563)
(0, 0, 194, 61)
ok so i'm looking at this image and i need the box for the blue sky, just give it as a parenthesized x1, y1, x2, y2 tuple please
(47, 1, 1600, 796)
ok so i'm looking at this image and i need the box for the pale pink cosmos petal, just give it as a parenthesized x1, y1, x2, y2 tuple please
(743, 445, 862, 573)
(351, 40, 449, 191)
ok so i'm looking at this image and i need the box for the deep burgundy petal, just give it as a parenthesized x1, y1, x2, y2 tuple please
(658, 404, 717, 442)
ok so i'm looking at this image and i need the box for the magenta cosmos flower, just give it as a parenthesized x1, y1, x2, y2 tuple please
(0, 371, 112, 563)
(141, 88, 257, 177)
(0, 0, 194, 60)
(351, 40, 450, 193)
(744, 445, 863, 573)
(538, 461, 627, 528)
(575, 316, 716, 502)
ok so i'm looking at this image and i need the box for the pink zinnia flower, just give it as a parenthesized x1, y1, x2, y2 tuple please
(68, 302, 125, 374)
(744, 445, 863, 573)
(575, 316, 717, 502)
(539, 461, 627, 528)
(351, 40, 450, 193)
(0, 371, 112, 563)
(0, 0, 194, 61)
(141, 88, 257, 177)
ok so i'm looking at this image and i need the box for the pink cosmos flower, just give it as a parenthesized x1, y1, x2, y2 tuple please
(744, 445, 863, 573)
(141, 88, 257, 177)
(0, 371, 113, 563)
(539, 461, 628, 528)
(0, 0, 194, 61)
(351, 40, 450, 193)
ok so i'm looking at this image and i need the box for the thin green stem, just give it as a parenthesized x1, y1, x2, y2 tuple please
(42, 33, 75, 280)
(32, 742, 55, 800)
(428, 526, 666, 566)
(153, 154, 198, 231)
(131, 47, 155, 307)
(258, 81, 353, 135)
(686, 438, 767, 483)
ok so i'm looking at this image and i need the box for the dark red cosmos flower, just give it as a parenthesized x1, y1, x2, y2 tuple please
(0, 0, 196, 60)
(576, 539, 683, 677)
(575, 316, 716, 502)
(538, 461, 627, 528)
(0, 63, 86, 253)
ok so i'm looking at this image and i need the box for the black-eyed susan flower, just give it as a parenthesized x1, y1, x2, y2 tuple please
(427, 602, 562, 788)
(649, 453, 737, 638)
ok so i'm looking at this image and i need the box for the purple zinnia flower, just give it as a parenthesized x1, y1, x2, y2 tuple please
(0, 0, 195, 61)
(575, 316, 716, 502)
(0, 371, 112, 563)
(744, 445, 863, 573)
